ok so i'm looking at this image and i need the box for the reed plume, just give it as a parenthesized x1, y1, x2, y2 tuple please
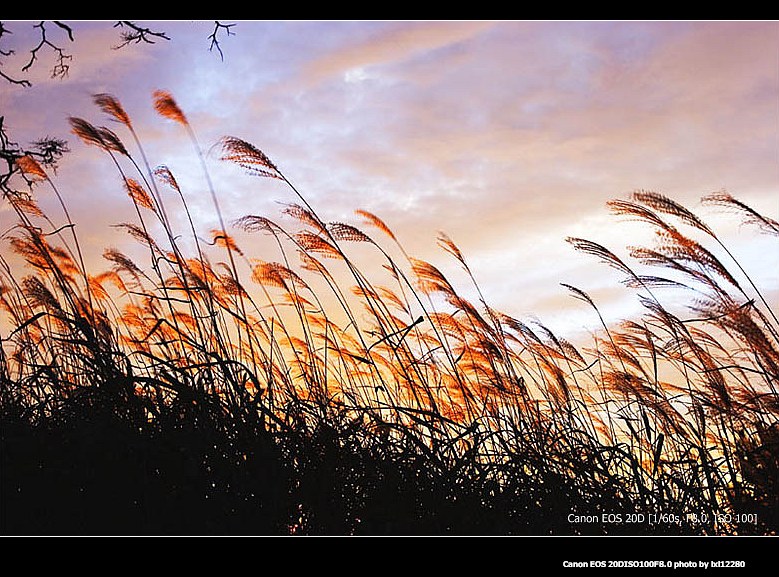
(2, 91, 777, 537)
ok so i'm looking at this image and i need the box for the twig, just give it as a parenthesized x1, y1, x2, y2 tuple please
(208, 21, 235, 61)
(21, 21, 73, 80)
(113, 21, 170, 50)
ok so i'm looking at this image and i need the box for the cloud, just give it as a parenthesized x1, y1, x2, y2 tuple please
(299, 21, 497, 87)
(3, 21, 776, 340)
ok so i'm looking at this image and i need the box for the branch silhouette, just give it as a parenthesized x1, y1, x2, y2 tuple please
(112, 21, 170, 49)
(0, 21, 237, 189)
(208, 21, 236, 61)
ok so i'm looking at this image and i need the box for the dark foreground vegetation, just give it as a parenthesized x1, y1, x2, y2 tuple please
(1, 93, 777, 535)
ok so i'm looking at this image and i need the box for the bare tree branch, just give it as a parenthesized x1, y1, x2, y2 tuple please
(0, 69, 31, 87)
(52, 21, 74, 42)
(0, 115, 70, 189)
(0, 20, 234, 184)
(30, 135, 70, 168)
(0, 22, 33, 86)
(22, 21, 74, 80)
(208, 21, 236, 61)
(0, 21, 14, 57)
(112, 21, 171, 50)
(2, 21, 236, 88)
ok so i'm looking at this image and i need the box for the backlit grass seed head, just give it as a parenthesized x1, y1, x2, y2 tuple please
(298, 251, 331, 277)
(210, 230, 244, 256)
(218, 274, 247, 297)
(632, 190, 714, 236)
(125, 178, 156, 212)
(22, 276, 61, 311)
(219, 136, 280, 177)
(15, 155, 48, 180)
(566, 237, 638, 282)
(437, 232, 466, 267)
(252, 261, 288, 290)
(68, 117, 105, 148)
(93, 93, 132, 127)
(296, 231, 342, 259)
(69, 117, 129, 156)
(327, 222, 372, 243)
(654, 230, 742, 292)
(153, 165, 181, 192)
(410, 258, 456, 297)
(283, 204, 326, 233)
(607, 198, 676, 233)
(103, 248, 141, 277)
(10, 233, 55, 272)
(7, 192, 44, 218)
(153, 90, 188, 126)
(355, 209, 398, 243)
(113, 222, 161, 252)
(704, 191, 779, 237)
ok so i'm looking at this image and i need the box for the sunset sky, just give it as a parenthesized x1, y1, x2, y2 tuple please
(1, 20, 777, 340)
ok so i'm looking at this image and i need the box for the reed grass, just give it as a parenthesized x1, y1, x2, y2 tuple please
(1, 92, 777, 535)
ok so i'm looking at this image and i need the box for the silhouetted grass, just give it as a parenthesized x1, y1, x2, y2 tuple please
(1, 93, 776, 535)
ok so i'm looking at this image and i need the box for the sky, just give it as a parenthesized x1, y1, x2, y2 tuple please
(1, 20, 777, 341)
